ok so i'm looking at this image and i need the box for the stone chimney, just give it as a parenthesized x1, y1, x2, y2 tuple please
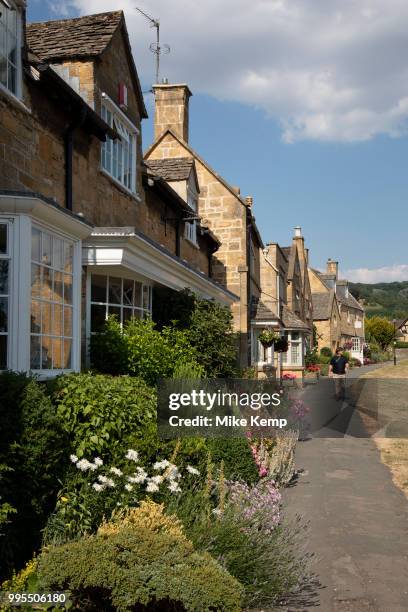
(326, 258, 338, 278)
(152, 83, 192, 142)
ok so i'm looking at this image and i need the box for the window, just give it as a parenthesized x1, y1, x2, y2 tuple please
(0, 222, 10, 369)
(90, 274, 152, 332)
(352, 337, 361, 352)
(252, 328, 274, 365)
(282, 331, 303, 366)
(30, 227, 74, 371)
(101, 100, 137, 193)
(185, 187, 198, 244)
(0, 1, 20, 96)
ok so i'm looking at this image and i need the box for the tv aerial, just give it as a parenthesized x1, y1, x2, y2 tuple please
(135, 7, 170, 85)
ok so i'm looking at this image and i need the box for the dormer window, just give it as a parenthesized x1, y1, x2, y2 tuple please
(100, 94, 138, 194)
(0, 0, 22, 98)
(185, 184, 198, 244)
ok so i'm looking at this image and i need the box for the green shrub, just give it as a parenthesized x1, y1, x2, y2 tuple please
(90, 317, 200, 385)
(320, 346, 332, 357)
(38, 525, 243, 612)
(365, 317, 395, 349)
(205, 438, 259, 484)
(0, 372, 68, 580)
(396, 341, 408, 349)
(318, 354, 331, 364)
(305, 349, 319, 367)
(154, 288, 239, 377)
(51, 373, 156, 462)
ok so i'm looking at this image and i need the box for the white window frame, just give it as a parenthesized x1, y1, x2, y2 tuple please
(251, 326, 274, 366)
(0, 0, 23, 100)
(0, 219, 12, 370)
(100, 93, 139, 197)
(0, 214, 82, 378)
(185, 183, 198, 245)
(30, 225, 77, 374)
(88, 272, 152, 335)
(282, 331, 303, 367)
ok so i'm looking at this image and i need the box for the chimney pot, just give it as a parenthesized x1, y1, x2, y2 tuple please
(245, 196, 253, 207)
(294, 226, 302, 238)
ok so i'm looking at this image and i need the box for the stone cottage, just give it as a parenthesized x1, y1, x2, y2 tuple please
(0, 7, 235, 375)
(252, 227, 313, 379)
(144, 83, 264, 368)
(309, 259, 365, 361)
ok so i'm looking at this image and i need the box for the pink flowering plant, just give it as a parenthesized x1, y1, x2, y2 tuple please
(228, 480, 281, 535)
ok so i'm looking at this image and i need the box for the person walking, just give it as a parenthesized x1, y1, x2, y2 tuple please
(329, 347, 349, 401)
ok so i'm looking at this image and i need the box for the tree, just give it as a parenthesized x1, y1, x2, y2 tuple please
(365, 317, 395, 349)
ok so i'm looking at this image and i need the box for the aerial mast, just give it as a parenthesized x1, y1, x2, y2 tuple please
(135, 7, 170, 84)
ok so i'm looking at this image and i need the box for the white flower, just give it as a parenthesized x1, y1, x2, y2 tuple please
(146, 480, 160, 493)
(110, 467, 123, 476)
(212, 508, 222, 516)
(76, 459, 96, 472)
(186, 465, 200, 476)
(70, 454, 78, 463)
(153, 459, 170, 471)
(126, 449, 139, 462)
(97, 475, 115, 487)
(92, 482, 104, 492)
(168, 480, 181, 493)
(125, 483, 133, 492)
(166, 466, 180, 481)
(94, 457, 103, 467)
(150, 475, 163, 485)
(128, 467, 147, 484)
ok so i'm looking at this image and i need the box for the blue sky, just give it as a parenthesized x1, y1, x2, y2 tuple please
(28, 1, 408, 282)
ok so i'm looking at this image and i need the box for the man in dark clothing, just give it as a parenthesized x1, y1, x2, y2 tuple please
(329, 348, 349, 400)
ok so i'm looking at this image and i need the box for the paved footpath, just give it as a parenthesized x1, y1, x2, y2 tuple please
(284, 367, 408, 612)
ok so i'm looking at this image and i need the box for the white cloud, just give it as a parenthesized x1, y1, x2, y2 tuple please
(344, 265, 408, 283)
(63, 0, 408, 143)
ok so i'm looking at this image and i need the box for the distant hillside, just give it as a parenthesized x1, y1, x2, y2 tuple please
(349, 281, 408, 320)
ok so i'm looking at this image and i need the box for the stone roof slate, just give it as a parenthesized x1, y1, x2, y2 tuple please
(312, 292, 333, 320)
(250, 298, 279, 322)
(26, 11, 123, 61)
(145, 158, 194, 182)
(336, 290, 364, 311)
(282, 306, 310, 330)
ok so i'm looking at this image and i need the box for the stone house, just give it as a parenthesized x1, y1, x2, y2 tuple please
(0, 7, 235, 375)
(396, 318, 408, 343)
(309, 259, 365, 361)
(252, 227, 312, 379)
(144, 83, 263, 368)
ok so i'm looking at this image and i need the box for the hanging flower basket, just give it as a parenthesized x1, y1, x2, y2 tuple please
(258, 329, 279, 348)
(274, 337, 289, 353)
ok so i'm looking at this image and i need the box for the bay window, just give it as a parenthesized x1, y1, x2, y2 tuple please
(0, 0, 21, 97)
(90, 274, 152, 332)
(252, 327, 274, 365)
(282, 331, 303, 367)
(30, 227, 74, 371)
(0, 222, 10, 369)
(101, 97, 137, 193)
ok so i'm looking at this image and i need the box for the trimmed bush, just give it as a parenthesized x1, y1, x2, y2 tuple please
(320, 347, 332, 357)
(205, 438, 259, 484)
(0, 372, 68, 580)
(38, 524, 243, 612)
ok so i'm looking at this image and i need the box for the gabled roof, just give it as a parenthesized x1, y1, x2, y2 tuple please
(145, 128, 264, 248)
(312, 291, 335, 320)
(26, 11, 147, 119)
(26, 11, 123, 60)
(145, 157, 195, 182)
(282, 306, 310, 331)
(336, 291, 364, 311)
